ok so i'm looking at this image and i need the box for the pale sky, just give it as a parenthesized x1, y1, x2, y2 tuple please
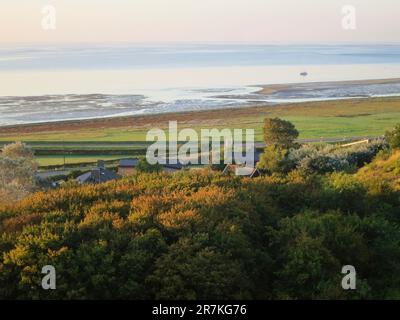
(1, 0, 399, 44)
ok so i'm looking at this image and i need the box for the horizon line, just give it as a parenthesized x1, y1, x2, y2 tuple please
(2, 40, 400, 47)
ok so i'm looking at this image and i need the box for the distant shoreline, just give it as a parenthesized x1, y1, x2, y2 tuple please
(0, 98, 399, 140)
(1, 78, 400, 138)
(256, 78, 400, 95)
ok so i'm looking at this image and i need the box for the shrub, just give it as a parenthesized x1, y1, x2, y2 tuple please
(385, 124, 400, 150)
(257, 145, 292, 174)
(0, 152, 399, 299)
(288, 140, 385, 174)
(136, 158, 162, 173)
(0, 154, 38, 203)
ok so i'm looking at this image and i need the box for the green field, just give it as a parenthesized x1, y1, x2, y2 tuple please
(36, 154, 132, 166)
(1, 97, 400, 167)
(1, 97, 399, 142)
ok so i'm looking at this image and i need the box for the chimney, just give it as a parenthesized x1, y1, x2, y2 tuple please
(91, 168, 101, 183)
(97, 160, 105, 169)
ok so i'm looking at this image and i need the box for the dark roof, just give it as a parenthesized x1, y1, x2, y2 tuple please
(119, 158, 139, 167)
(164, 163, 183, 170)
(254, 149, 262, 163)
(242, 149, 262, 167)
(76, 167, 119, 184)
(163, 159, 184, 170)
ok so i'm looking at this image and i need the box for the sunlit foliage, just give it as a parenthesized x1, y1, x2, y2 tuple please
(0, 148, 400, 299)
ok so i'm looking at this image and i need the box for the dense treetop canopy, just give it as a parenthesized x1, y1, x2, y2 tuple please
(0, 149, 399, 299)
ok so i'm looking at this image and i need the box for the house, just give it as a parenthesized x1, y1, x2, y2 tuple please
(221, 148, 263, 178)
(236, 166, 261, 178)
(118, 158, 139, 176)
(76, 160, 120, 184)
(231, 149, 262, 166)
(163, 161, 184, 173)
(254, 149, 262, 164)
(222, 164, 261, 178)
(51, 180, 65, 188)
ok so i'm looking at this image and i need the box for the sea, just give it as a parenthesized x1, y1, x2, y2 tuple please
(1, 43, 400, 126)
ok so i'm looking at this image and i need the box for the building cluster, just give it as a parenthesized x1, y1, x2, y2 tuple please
(40, 150, 263, 186)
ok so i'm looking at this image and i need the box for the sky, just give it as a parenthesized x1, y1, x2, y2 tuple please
(0, 0, 399, 44)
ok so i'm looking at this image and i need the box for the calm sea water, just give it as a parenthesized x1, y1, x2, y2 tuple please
(1, 44, 400, 125)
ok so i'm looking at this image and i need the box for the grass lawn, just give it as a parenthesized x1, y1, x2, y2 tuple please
(36, 154, 131, 166)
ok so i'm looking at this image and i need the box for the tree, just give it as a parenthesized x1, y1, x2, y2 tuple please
(257, 145, 292, 174)
(0, 142, 38, 203)
(385, 124, 400, 149)
(263, 118, 299, 148)
(1, 141, 34, 159)
(258, 118, 299, 173)
(1, 159, 400, 299)
(136, 158, 162, 173)
(147, 235, 250, 299)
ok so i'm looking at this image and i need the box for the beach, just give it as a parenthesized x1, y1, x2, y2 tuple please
(1, 92, 400, 143)
(2, 77, 400, 129)
(256, 78, 400, 95)
(2, 90, 400, 166)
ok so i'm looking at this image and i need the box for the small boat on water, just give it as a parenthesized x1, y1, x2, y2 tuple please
(300, 71, 308, 77)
